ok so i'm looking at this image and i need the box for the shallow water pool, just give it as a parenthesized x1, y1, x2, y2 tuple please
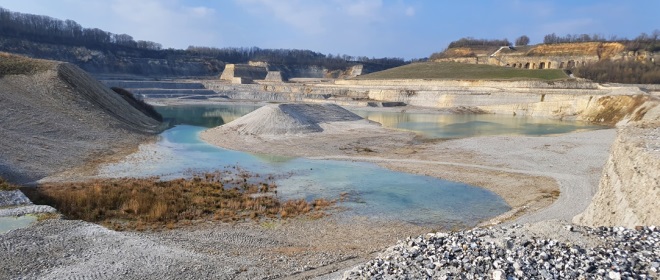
(352, 110, 606, 139)
(156, 104, 605, 139)
(0, 215, 36, 234)
(101, 125, 510, 227)
(128, 104, 606, 226)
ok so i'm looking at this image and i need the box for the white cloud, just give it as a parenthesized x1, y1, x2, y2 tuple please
(187, 6, 216, 18)
(340, 0, 383, 19)
(235, 0, 328, 34)
(405, 7, 415, 17)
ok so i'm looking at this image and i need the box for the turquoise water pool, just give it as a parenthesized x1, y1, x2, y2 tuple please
(102, 125, 510, 227)
(0, 215, 36, 234)
(157, 104, 605, 139)
(103, 104, 603, 227)
(352, 110, 605, 139)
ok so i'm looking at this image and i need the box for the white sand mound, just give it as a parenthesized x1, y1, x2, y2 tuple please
(214, 103, 366, 135)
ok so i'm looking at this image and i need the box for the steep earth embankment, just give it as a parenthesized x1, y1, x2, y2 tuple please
(0, 53, 164, 183)
(574, 98, 660, 227)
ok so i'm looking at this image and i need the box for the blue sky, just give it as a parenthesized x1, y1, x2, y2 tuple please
(0, 0, 657, 59)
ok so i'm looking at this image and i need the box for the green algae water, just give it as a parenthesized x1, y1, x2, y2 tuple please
(99, 104, 604, 227)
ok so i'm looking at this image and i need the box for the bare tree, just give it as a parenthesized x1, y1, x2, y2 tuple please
(515, 35, 530, 46)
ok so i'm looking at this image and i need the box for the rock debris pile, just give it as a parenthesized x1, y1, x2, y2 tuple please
(218, 103, 364, 135)
(345, 224, 659, 279)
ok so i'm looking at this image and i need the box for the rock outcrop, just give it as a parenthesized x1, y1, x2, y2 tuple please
(0, 53, 165, 183)
(574, 98, 660, 227)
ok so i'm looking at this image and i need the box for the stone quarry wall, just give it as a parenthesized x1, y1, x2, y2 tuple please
(220, 64, 268, 82)
(203, 78, 656, 120)
(264, 71, 283, 82)
(325, 65, 365, 79)
(334, 79, 599, 89)
(435, 55, 599, 69)
(574, 99, 660, 227)
(220, 64, 330, 83)
(434, 42, 657, 70)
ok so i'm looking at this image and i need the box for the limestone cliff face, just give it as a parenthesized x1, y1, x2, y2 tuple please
(434, 42, 657, 70)
(574, 99, 660, 227)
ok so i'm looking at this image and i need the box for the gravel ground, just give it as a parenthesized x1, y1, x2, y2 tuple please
(0, 190, 32, 208)
(344, 221, 659, 279)
(0, 205, 57, 217)
(0, 217, 432, 280)
(0, 87, 637, 280)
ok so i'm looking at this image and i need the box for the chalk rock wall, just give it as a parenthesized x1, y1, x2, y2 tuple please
(574, 99, 660, 227)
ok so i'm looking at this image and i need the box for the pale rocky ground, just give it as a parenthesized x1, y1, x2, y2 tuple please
(201, 103, 617, 224)
(0, 99, 652, 280)
(1, 54, 656, 278)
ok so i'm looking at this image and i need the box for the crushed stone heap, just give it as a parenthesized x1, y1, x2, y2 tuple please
(0, 53, 164, 183)
(215, 103, 365, 135)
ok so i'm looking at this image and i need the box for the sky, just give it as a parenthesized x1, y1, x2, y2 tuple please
(0, 0, 657, 60)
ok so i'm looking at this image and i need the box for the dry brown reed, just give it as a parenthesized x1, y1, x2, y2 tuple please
(21, 170, 335, 231)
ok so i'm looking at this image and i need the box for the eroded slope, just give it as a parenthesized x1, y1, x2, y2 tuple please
(575, 98, 660, 227)
(0, 53, 164, 183)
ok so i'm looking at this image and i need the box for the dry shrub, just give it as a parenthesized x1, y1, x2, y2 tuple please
(575, 60, 660, 84)
(21, 170, 335, 231)
(0, 52, 54, 76)
(0, 177, 18, 191)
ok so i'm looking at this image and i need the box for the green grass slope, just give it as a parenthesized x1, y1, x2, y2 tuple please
(355, 62, 569, 81)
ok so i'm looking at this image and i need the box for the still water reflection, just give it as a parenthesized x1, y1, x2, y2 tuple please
(114, 104, 603, 226)
(352, 110, 605, 139)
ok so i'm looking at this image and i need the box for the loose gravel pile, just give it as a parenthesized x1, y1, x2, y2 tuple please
(208, 103, 365, 136)
(345, 223, 659, 279)
(1, 56, 163, 184)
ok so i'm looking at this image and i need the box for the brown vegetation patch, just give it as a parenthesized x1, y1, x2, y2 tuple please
(21, 170, 335, 231)
(526, 42, 625, 57)
(575, 60, 660, 84)
(0, 177, 18, 191)
(0, 52, 54, 76)
(441, 48, 477, 58)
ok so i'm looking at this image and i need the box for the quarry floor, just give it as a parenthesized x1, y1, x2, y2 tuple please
(198, 101, 616, 224)
(2, 101, 618, 279)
